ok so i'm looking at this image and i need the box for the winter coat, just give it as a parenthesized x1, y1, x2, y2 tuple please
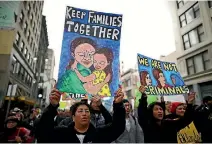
(193, 104, 212, 143)
(113, 115, 144, 143)
(36, 102, 125, 143)
(90, 104, 113, 128)
(138, 93, 193, 143)
(58, 117, 73, 127)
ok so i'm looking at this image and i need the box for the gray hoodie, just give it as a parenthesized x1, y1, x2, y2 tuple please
(113, 115, 144, 143)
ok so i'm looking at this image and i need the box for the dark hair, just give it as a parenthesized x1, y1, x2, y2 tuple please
(140, 71, 149, 86)
(203, 96, 212, 104)
(66, 37, 97, 70)
(71, 102, 91, 116)
(153, 68, 164, 88)
(94, 48, 114, 84)
(147, 102, 165, 121)
(122, 99, 129, 104)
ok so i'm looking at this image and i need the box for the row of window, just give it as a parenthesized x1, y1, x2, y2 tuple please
(186, 51, 211, 75)
(177, 1, 212, 9)
(15, 32, 37, 71)
(11, 56, 33, 87)
(182, 24, 205, 50)
(20, 11, 40, 44)
(179, 3, 200, 27)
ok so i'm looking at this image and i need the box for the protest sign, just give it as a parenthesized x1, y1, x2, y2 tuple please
(56, 6, 122, 100)
(177, 122, 201, 143)
(137, 53, 189, 96)
(134, 82, 159, 107)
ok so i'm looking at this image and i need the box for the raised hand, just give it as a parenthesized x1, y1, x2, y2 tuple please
(139, 85, 146, 94)
(49, 88, 61, 106)
(92, 95, 102, 106)
(114, 85, 124, 103)
(187, 92, 196, 104)
(15, 136, 22, 143)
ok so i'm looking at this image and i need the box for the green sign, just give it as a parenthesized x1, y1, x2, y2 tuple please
(134, 82, 158, 107)
(0, 2, 20, 29)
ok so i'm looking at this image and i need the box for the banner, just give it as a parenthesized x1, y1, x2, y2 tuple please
(177, 122, 201, 143)
(57, 6, 122, 100)
(137, 53, 189, 96)
(0, 1, 20, 29)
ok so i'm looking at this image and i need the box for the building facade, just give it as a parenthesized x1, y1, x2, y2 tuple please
(42, 48, 55, 105)
(121, 68, 139, 100)
(0, 1, 44, 109)
(166, 1, 212, 104)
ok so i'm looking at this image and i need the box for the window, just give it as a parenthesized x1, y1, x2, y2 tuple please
(126, 90, 132, 98)
(19, 11, 24, 26)
(29, 54, 31, 62)
(27, 52, 30, 61)
(180, 14, 186, 27)
(11, 56, 17, 73)
(27, 4, 30, 14)
(183, 25, 205, 50)
(197, 25, 205, 42)
(209, 1, 212, 8)
(186, 58, 195, 75)
(126, 79, 131, 87)
(15, 32, 20, 45)
(177, 0, 184, 9)
(24, 48, 28, 57)
(203, 51, 211, 70)
(194, 54, 204, 73)
(30, 38, 33, 47)
(20, 41, 25, 52)
(23, 22, 28, 33)
(186, 51, 211, 75)
(27, 31, 31, 41)
(183, 34, 190, 49)
(30, 14, 33, 24)
(179, 3, 200, 27)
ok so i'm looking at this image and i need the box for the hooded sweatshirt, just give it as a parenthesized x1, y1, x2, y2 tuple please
(138, 93, 193, 143)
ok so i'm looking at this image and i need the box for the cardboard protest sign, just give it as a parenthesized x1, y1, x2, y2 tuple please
(56, 6, 122, 100)
(177, 122, 201, 143)
(137, 53, 189, 96)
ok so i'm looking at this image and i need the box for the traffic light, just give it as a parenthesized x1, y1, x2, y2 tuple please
(37, 88, 43, 99)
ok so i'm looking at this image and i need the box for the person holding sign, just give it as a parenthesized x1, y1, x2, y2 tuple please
(137, 85, 195, 143)
(36, 87, 125, 143)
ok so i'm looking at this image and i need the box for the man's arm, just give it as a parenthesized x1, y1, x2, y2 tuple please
(99, 104, 112, 125)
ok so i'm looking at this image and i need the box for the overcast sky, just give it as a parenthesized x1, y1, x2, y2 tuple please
(42, 0, 176, 79)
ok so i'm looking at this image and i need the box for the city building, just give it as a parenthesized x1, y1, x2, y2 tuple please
(121, 68, 139, 100)
(41, 48, 55, 105)
(0, 1, 44, 109)
(164, 1, 212, 104)
(35, 15, 49, 107)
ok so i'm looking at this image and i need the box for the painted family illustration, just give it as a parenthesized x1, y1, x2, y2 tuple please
(57, 37, 114, 97)
(139, 68, 185, 88)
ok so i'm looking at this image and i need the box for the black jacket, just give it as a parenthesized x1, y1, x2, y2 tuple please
(90, 104, 113, 128)
(138, 93, 193, 143)
(58, 117, 72, 127)
(193, 104, 212, 143)
(36, 102, 125, 143)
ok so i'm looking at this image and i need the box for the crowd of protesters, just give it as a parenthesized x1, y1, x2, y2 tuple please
(0, 85, 212, 143)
